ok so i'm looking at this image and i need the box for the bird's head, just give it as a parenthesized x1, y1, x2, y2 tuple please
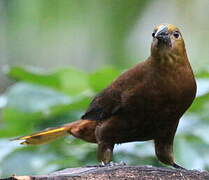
(151, 24, 186, 59)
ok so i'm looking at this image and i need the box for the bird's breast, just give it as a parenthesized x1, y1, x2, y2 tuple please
(123, 64, 196, 124)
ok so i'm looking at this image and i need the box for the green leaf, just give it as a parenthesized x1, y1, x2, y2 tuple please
(189, 92, 209, 113)
(5, 82, 90, 115)
(6, 82, 71, 113)
(6, 66, 90, 95)
(196, 69, 209, 78)
(89, 67, 121, 92)
(1, 82, 91, 137)
(7, 66, 60, 89)
(57, 68, 90, 95)
(1, 108, 42, 137)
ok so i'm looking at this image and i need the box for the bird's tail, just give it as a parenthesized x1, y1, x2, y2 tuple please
(12, 122, 75, 145)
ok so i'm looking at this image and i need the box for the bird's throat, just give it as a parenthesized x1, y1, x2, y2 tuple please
(152, 50, 183, 67)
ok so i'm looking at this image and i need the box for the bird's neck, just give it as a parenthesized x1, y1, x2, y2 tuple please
(150, 50, 188, 68)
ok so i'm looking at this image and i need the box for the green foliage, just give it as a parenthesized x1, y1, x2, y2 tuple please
(7, 67, 90, 95)
(0, 66, 121, 177)
(89, 67, 121, 92)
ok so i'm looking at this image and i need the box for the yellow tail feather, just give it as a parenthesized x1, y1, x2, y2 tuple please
(12, 125, 71, 145)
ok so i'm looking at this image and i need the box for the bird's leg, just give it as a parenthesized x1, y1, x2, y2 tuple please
(154, 138, 174, 166)
(86, 143, 114, 168)
(97, 142, 114, 165)
(154, 138, 185, 169)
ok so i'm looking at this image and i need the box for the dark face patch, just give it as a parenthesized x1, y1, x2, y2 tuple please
(157, 36, 172, 48)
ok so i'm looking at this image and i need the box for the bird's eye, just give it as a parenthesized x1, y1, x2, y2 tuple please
(173, 31, 180, 39)
(152, 32, 155, 37)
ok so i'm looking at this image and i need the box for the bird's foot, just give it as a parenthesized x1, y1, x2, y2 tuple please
(172, 163, 186, 170)
(86, 162, 110, 167)
(86, 162, 107, 167)
(86, 164, 105, 167)
(86, 161, 126, 167)
(103, 161, 127, 166)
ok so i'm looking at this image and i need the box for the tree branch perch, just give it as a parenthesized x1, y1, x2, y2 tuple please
(2, 165, 209, 180)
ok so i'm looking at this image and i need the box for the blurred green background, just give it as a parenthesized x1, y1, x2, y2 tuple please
(0, 0, 209, 178)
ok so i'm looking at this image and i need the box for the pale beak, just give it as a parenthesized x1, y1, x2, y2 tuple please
(154, 25, 169, 39)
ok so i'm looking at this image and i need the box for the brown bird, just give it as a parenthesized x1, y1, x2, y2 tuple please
(14, 24, 196, 169)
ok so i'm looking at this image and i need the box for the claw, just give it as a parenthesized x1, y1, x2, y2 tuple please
(173, 163, 186, 170)
(104, 161, 126, 166)
(119, 161, 126, 166)
(87, 161, 126, 168)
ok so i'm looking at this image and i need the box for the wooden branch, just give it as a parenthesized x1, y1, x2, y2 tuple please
(2, 165, 209, 180)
